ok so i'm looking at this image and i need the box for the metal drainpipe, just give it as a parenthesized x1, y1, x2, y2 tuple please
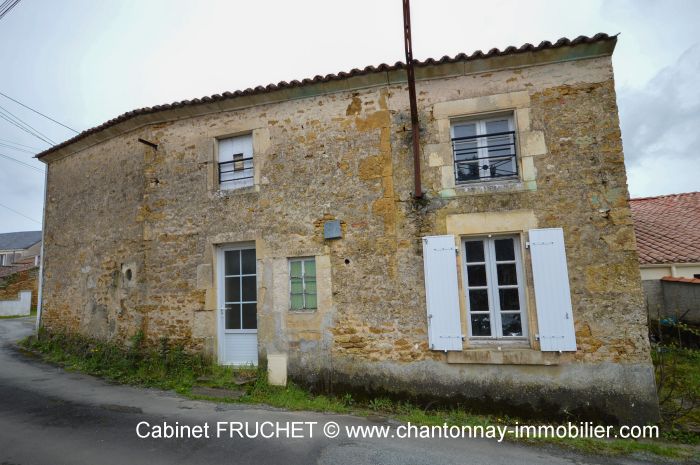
(403, 0, 422, 199)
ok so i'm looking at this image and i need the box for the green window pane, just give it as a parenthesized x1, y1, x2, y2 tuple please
(305, 278, 316, 294)
(290, 278, 303, 294)
(290, 294, 304, 310)
(304, 259, 316, 277)
(290, 261, 302, 278)
(305, 293, 317, 309)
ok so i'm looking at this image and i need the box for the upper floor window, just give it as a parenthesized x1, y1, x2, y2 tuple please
(451, 114, 517, 183)
(218, 134, 253, 190)
(463, 236, 527, 339)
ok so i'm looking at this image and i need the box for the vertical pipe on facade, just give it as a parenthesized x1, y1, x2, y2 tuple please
(403, 0, 423, 199)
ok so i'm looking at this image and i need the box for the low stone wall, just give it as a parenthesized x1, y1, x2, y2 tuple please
(0, 290, 31, 316)
(643, 278, 700, 324)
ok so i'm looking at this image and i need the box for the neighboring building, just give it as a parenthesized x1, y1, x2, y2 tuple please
(630, 192, 700, 322)
(36, 34, 658, 424)
(0, 230, 41, 267)
(0, 230, 42, 308)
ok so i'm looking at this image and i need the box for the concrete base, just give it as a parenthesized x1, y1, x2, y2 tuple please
(0, 291, 31, 317)
(267, 353, 288, 386)
(289, 356, 660, 426)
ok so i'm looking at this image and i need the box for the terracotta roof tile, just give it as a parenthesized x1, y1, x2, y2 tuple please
(36, 33, 616, 160)
(630, 192, 700, 265)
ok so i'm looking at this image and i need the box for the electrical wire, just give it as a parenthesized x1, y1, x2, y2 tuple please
(0, 0, 20, 21)
(0, 142, 35, 154)
(0, 152, 44, 173)
(0, 137, 42, 151)
(0, 107, 54, 145)
(0, 91, 78, 133)
(0, 201, 41, 225)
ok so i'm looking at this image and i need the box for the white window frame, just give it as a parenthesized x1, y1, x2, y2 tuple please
(289, 257, 317, 311)
(217, 134, 254, 190)
(450, 113, 517, 184)
(461, 235, 528, 340)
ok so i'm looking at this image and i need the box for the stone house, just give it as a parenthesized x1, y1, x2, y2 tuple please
(36, 33, 658, 424)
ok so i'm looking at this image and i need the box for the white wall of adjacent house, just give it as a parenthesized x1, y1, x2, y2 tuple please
(640, 263, 700, 281)
(0, 291, 31, 317)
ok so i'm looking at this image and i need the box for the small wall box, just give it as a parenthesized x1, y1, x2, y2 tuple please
(324, 220, 342, 239)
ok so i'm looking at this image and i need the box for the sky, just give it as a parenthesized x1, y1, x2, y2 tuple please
(0, 0, 698, 233)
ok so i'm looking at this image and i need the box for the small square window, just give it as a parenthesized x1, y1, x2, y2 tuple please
(289, 258, 317, 311)
(218, 134, 253, 190)
(451, 114, 517, 183)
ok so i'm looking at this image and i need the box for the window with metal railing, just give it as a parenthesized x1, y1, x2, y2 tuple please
(451, 115, 518, 183)
(218, 134, 254, 190)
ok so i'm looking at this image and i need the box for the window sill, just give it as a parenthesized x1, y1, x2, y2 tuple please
(211, 184, 258, 198)
(446, 348, 560, 365)
(454, 178, 527, 195)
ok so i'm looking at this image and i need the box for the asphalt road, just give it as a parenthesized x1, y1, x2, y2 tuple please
(0, 317, 658, 465)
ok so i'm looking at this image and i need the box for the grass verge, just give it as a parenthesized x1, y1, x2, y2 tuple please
(18, 329, 698, 462)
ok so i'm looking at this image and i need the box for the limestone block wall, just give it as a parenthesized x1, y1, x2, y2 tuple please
(39, 51, 658, 423)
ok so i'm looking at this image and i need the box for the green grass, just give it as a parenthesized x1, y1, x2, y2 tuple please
(19, 329, 698, 462)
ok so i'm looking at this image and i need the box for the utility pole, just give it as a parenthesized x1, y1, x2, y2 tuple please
(403, 0, 422, 199)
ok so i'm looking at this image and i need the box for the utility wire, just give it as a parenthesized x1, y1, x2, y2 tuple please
(0, 137, 42, 151)
(0, 0, 20, 21)
(0, 104, 55, 144)
(0, 152, 44, 173)
(0, 91, 78, 134)
(0, 107, 54, 145)
(0, 201, 41, 225)
(0, 142, 35, 154)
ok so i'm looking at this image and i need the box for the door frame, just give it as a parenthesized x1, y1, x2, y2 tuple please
(216, 241, 258, 365)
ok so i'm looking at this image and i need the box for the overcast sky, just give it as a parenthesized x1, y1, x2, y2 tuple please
(0, 0, 698, 233)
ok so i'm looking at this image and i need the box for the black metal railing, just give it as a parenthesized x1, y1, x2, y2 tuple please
(451, 131, 518, 183)
(218, 153, 254, 185)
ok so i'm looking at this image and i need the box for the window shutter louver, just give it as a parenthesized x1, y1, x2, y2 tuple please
(529, 228, 577, 351)
(422, 235, 463, 351)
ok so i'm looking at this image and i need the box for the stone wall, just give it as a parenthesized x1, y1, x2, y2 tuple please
(0, 267, 38, 308)
(40, 50, 658, 423)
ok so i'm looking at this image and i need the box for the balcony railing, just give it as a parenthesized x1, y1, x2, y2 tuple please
(451, 130, 518, 183)
(218, 154, 254, 185)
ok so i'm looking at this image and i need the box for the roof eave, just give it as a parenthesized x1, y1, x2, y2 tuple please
(37, 34, 616, 164)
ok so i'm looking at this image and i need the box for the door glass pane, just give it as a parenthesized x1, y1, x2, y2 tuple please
(225, 250, 240, 275)
(305, 293, 317, 309)
(468, 289, 489, 311)
(304, 259, 316, 277)
(456, 162, 480, 182)
(485, 120, 511, 157)
(242, 303, 257, 329)
(241, 249, 256, 274)
(467, 265, 487, 287)
(494, 238, 515, 261)
(464, 240, 484, 263)
(499, 288, 520, 310)
(501, 313, 522, 337)
(290, 261, 302, 278)
(241, 276, 256, 301)
(454, 123, 479, 182)
(225, 304, 241, 330)
(225, 277, 240, 303)
(496, 263, 517, 285)
(471, 314, 491, 336)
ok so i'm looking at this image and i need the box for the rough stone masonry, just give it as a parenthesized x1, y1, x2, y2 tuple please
(36, 34, 659, 424)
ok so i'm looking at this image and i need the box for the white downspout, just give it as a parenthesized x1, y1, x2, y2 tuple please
(35, 162, 48, 332)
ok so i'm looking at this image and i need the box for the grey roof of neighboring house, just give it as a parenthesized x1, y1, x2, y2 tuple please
(0, 230, 42, 251)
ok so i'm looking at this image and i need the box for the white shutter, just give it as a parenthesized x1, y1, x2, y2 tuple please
(422, 235, 463, 351)
(529, 228, 577, 351)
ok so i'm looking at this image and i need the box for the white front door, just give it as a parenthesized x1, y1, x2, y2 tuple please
(217, 244, 258, 365)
